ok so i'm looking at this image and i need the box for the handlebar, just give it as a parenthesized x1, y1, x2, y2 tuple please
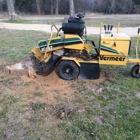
(50, 25, 59, 38)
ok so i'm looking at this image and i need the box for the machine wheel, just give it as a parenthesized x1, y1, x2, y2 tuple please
(131, 65, 140, 78)
(56, 61, 79, 80)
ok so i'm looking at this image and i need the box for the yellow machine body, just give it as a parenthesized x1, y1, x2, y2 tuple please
(99, 33, 131, 65)
(31, 19, 140, 80)
(31, 33, 92, 63)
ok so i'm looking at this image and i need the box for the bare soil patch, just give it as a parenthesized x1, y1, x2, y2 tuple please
(0, 61, 109, 105)
(0, 61, 74, 104)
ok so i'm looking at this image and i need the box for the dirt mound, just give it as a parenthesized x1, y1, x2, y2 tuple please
(20, 71, 74, 103)
(0, 61, 110, 104)
(1, 61, 74, 104)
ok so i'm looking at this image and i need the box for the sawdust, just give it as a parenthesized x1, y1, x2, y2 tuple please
(0, 61, 110, 104)
(20, 71, 74, 103)
(0, 61, 74, 104)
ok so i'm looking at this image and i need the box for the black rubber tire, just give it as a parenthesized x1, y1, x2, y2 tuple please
(131, 65, 140, 78)
(56, 61, 79, 80)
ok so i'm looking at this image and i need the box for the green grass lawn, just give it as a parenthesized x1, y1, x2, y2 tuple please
(0, 29, 50, 63)
(0, 29, 140, 140)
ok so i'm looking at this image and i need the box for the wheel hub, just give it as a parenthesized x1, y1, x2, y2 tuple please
(65, 68, 70, 74)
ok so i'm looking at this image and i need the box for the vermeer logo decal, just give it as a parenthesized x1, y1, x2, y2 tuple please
(100, 55, 125, 61)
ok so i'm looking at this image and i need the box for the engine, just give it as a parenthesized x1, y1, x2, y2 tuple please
(62, 13, 85, 37)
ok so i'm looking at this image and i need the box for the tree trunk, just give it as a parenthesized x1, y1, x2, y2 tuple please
(50, 0, 54, 14)
(6, 0, 17, 19)
(55, 0, 59, 14)
(109, 0, 115, 14)
(69, 0, 75, 16)
(36, 0, 41, 15)
(0, 2, 3, 12)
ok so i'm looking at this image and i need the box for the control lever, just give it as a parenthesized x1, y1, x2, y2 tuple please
(108, 25, 110, 31)
(104, 24, 113, 34)
(110, 25, 113, 31)
(138, 28, 140, 34)
(104, 25, 106, 31)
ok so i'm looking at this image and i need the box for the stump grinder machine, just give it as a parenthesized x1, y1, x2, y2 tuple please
(31, 14, 140, 80)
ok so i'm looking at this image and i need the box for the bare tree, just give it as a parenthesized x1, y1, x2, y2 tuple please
(69, 0, 75, 16)
(6, 0, 17, 19)
(4, 0, 140, 15)
(50, 0, 54, 14)
(109, 0, 115, 13)
(36, 0, 41, 15)
(55, 0, 59, 14)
